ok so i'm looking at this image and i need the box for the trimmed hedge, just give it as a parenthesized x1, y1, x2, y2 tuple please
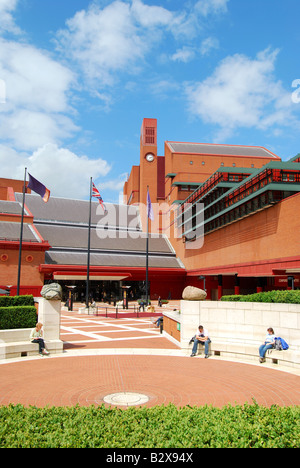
(0, 295, 36, 329)
(0, 295, 34, 307)
(221, 290, 300, 304)
(0, 403, 299, 448)
(0, 306, 37, 330)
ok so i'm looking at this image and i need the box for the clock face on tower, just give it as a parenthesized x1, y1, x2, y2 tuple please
(145, 153, 154, 162)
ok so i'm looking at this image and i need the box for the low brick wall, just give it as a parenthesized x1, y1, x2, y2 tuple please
(163, 313, 181, 344)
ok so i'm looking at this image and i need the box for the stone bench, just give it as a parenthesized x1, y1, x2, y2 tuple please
(0, 340, 63, 359)
(189, 339, 299, 369)
(0, 328, 63, 360)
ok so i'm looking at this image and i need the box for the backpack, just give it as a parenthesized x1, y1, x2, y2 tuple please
(274, 337, 289, 351)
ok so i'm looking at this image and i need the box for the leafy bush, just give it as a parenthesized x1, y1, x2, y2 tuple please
(221, 290, 300, 304)
(0, 295, 34, 308)
(0, 403, 299, 448)
(0, 295, 36, 329)
(0, 306, 37, 330)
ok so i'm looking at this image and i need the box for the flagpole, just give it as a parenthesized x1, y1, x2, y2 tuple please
(17, 167, 27, 296)
(86, 177, 92, 308)
(146, 185, 149, 307)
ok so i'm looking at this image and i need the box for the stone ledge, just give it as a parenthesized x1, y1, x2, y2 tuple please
(0, 339, 63, 359)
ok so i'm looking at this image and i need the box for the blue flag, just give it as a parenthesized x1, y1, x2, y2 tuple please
(147, 188, 154, 221)
(28, 173, 50, 203)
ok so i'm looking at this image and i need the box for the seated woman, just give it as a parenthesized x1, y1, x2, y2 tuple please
(30, 322, 49, 356)
(259, 328, 276, 363)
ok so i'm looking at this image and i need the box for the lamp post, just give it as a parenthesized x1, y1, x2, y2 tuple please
(66, 285, 76, 311)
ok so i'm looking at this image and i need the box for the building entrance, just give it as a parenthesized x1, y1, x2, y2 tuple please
(51, 279, 147, 304)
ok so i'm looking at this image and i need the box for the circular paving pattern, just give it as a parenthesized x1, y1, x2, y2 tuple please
(103, 392, 149, 406)
(0, 354, 299, 408)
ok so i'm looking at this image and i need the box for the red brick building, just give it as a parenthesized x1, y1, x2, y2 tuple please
(1, 118, 300, 300)
(0, 176, 184, 300)
(124, 118, 300, 299)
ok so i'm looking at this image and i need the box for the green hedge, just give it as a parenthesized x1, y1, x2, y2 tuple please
(0, 295, 36, 329)
(0, 295, 34, 307)
(221, 290, 300, 304)
(0, 403, 299, 448)
(0, 306, 37, 330)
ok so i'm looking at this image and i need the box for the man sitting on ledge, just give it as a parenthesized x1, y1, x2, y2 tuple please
(190, 325, 211, 359)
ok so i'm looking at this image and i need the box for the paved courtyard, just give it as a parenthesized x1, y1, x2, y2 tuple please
(0, 310, 299, 408)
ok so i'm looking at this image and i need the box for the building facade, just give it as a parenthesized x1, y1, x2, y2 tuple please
(124, 118, 300, 299)
(0, 177, 184, 300)
(1, 117, 299, 300)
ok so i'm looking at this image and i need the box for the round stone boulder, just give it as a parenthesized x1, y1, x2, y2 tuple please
(41, 283, 62, 301)
(182, 286, 207, 301)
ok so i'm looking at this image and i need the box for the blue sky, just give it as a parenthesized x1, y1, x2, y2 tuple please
(0, 0, 300, 202)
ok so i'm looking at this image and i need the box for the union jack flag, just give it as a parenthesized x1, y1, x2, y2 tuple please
(92, 182, 106, 212)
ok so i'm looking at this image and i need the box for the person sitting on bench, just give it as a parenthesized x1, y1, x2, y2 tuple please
(190, 325, 211, 358)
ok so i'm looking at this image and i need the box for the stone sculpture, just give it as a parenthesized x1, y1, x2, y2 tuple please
(41, 283, 62, 301)
(182, 286, 207, 301)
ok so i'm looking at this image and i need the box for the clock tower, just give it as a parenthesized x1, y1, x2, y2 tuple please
(140, 118, 158, 210)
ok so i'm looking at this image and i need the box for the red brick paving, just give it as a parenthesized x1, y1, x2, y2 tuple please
(0, 311, 299, 409)
(0, 355, 300, 408)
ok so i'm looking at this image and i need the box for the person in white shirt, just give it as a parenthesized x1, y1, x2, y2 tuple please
(259, 328, 276, 363)
(30, 322, 49, 356)
(190, 325, 211, 358)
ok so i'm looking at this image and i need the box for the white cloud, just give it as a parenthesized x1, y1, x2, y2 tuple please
(195, 0, 229, 17)
(200, 37, 219, 55)
(0, 141, 113, 199)
(171, 47, 196, 63)
(0, 144, 25, 178)
(0, 0, 21, 34)
(27, 144, 111, 198)
(0, 39, 74, 113)
(185, 48, 300, 138)
(0, 0, 232, 199)
(0, 17, 113, 198)
(0, 110, 78, 151)
(0, 39, 77, 150)
(56, 1, 146, 87)
(55, 0, 225, 91)
(131, 0, 175, 28)
(171, 37, 219, 63)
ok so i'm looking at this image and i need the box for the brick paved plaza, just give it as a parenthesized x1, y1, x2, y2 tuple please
(0, 309, 299, 408)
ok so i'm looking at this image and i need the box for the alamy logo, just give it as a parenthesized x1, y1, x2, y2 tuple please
(94, 202, 205, 250)
(0, 79, 6, 104)
(291, 79, 300, 104)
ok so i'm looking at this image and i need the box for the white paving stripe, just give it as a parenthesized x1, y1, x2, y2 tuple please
(60, 325, 111, 341)
(60, 315, 160, 343)
(63, 334, 163, 345)
(61, 315, 158, 335)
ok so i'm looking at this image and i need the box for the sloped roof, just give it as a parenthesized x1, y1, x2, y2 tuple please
(9, 193, 184, 271)
(36, 224, 173, 254)
(0, 200, 23, 215)
(0, 222, 38, 242)
(166, 142, 279, 159)
(15, 193, 140, 229)
(45, 251, 181, 269)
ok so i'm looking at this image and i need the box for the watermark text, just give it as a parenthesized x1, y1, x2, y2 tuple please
(95, 202, 205, 250)
(292, 79, 300, 104)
